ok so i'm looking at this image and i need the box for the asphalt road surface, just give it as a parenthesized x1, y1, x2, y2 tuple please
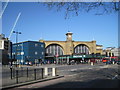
(6, 62, 120, 89)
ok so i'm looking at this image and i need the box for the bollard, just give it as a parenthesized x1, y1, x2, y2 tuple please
(27, 68, 28, 77)
(44, 67, 48, 76)
(16, 70, 18, 84)
(91, 62, 94, 66)
(21, 67, 23, 77)
(13, 68, 15, 78)
(34, 69, 36, 80)
(52, 68, 56, 76)
(41, 68, 44, 79)
(113, 61, 115, 64)
(10, 68, 12, 79)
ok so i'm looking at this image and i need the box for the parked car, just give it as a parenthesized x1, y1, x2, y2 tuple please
(117, 60, 120, 65)
(69, 60, 75, 65)
(102, 58, 109, 63)
(106, 60, 112, 64)
(24, 62, 33, 65)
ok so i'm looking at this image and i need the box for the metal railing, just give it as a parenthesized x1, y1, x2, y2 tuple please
(2, 67, 57, 87)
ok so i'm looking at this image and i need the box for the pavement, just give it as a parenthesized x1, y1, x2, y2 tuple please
(2, 62, 119, 89)
(2, 75, 64, 89)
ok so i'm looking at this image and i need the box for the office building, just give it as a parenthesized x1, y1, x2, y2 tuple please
(12, 41, 45, 64)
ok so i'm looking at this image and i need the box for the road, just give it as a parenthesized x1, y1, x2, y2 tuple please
(3, 62, 120, 89)
(1, 62, 109, 78)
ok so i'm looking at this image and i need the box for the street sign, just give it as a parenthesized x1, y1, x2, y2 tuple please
(73, 55, 86, 58)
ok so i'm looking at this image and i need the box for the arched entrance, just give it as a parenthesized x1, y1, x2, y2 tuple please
(45, 44, 64, 64)
(73, 44, 90, 64)
(74, 44, 90, 55)
(45, 44, 64, 56)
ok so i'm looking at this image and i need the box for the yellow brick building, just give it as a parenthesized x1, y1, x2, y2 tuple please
(39, 32, 103, 56)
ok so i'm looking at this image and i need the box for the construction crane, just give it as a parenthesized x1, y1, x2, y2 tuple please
(8, 12, 21, 66)
(8, 12, 21, 39)
(0, 0, 9, 19)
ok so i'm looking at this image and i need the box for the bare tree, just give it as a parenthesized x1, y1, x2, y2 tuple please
(43, 2, 119, 19)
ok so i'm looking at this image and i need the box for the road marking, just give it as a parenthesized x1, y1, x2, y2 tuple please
(70, 69, 77, 71)
(66, 73, 78, 76)
(99, 65, 109, 68)
(112, 75, 118, 80)
(88, 68, 92, 69)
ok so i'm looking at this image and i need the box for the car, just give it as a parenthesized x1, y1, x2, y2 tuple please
(117, 60, 120, 65)
(102, 58, 109, 63)
(70, 60, 75, 65)
(28, 62, 33, 65)
(24, 62, 33, 65)
(106, 60, 112, 64)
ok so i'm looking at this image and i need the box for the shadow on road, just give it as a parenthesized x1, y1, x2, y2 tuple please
(33, 79, 120, 88)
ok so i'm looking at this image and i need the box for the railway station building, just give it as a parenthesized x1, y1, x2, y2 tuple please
(39, 32, 103, 64)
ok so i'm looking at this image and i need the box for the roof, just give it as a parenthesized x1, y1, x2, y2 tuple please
(96, 44, 103, 46)
(13, 40, 44, 44)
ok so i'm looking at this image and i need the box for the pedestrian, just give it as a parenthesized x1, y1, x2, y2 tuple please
(54, 60, 56, 64)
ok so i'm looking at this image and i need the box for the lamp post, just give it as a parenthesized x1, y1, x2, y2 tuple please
(13, 31, 21, 66)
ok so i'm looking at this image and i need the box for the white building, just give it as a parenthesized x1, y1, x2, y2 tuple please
(103, 47, 119, 57)
(0, 34, 12, 65)
(111, 48, 120, 57)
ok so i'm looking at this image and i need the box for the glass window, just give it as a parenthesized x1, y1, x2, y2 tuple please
(42, 52, 44, 55)
(12, 52, 15, 55)
(35, 44, 38, 47)
(19, 44, 22, 46)
(17, 52, 21, 55)
(74, 44, 90, 54)
(45, 44, 63, 56)
(35, 51, 38, 55)
(41, 44, 44, 47)
(21, 52, 24, 55)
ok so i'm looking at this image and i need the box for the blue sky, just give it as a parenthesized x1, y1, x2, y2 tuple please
(2, 2, 118, 49)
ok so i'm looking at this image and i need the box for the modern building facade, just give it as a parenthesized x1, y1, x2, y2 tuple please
(0, 34, 12, 65)
(12, 41, 45, 64)
(39, 32, 103, 57)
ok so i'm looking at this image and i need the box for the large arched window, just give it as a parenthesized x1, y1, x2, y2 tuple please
(46, 44, 63, 56)
(74, 44, 90, 54)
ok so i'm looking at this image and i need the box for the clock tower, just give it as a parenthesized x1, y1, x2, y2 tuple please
(66, 31, 73, 55)
(66, 31, 73, 41)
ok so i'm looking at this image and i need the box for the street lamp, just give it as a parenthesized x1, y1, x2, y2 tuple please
(13, 31, 21, 43)
(13, 31, 21, 66)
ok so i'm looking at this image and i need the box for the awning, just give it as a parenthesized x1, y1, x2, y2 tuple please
(58, 55, 106, 59)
